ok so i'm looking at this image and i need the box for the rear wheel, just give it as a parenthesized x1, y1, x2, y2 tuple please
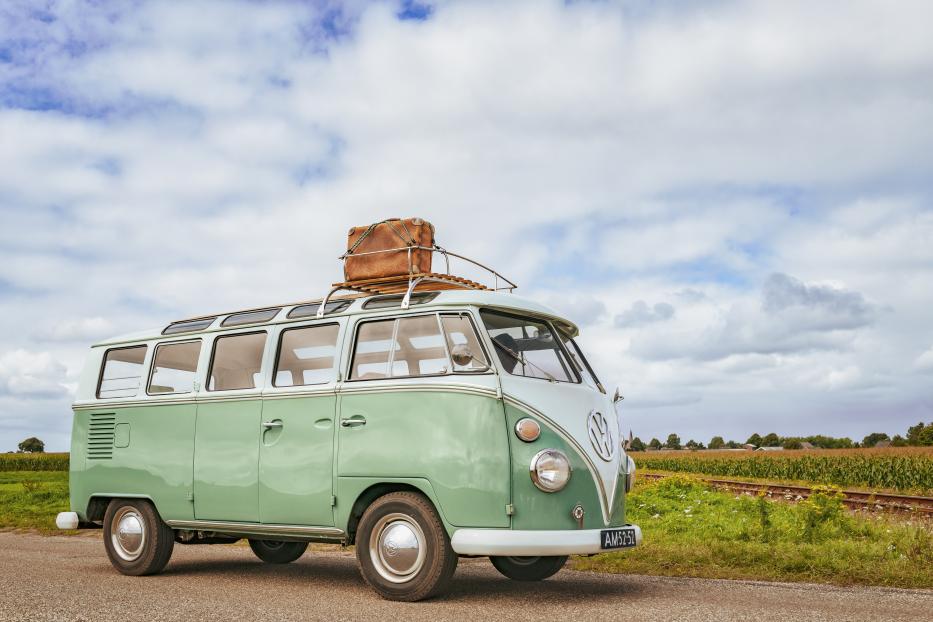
(103, 499, 175, 576)
(355, 492, 458, 601)
(248, 539, 308, 564)
(490, 555, 568, 581)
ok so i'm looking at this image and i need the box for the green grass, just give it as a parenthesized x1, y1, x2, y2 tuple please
(572, 475, 933, 589)
(0, 471, 70, 531)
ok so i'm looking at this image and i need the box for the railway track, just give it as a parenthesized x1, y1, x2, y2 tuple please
(640, 472, 933, 516)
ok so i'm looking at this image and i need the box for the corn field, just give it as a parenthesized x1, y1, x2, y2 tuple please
(634, 447, 933, 495)
(0, 453, 69, 472)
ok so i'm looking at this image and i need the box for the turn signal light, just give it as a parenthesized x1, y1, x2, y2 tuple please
(514, 418, 541, 442)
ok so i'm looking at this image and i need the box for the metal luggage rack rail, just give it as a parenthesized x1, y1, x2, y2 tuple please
(317, 245, 517, 318)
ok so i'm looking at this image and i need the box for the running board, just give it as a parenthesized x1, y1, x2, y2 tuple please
(165, 519, 345, 542)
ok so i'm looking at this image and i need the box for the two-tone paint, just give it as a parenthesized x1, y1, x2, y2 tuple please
(65, 290, 639, 551)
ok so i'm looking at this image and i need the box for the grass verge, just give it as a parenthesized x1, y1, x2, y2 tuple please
(0, 471, 70, 531)
(572, 475, 933, 589)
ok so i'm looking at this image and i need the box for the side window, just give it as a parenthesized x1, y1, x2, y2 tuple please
(479, 311, 577, 383)
(148, 340, 201, 395)
(350, 319, 395, 380)
(208, 332, 267, 391)
(98, 345, 148, 399)
(351, 314, 473, 380)
(392, 315, 448, 376)
(441, 314, 489, 372)
(274, 324, 340, 387)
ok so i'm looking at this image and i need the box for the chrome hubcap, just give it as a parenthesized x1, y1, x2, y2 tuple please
(110, 507, 145, 562)
(369, 513, 426, 584)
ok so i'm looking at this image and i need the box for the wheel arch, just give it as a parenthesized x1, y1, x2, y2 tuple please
(339, 478, 450, 545)
(86, 494, 155, 523)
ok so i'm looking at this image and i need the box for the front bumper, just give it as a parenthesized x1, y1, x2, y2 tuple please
(450, 525, 642, 556)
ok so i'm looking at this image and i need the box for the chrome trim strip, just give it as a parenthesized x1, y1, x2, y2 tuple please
(74, 383, 494, 409)
(450, 525, 642, 556)
(503, 394, 614, 525)
(337, 382, 497, 398)
(73, 398, 198, 410)
(165, 520, 344, 539)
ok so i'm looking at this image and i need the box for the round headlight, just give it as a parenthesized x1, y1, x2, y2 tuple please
(530, 449, 571, 492)
(514, 418, 541, 442)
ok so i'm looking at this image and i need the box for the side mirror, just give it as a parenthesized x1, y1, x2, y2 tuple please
(613, 387, 624, 403)
(451, 344, 488, 370)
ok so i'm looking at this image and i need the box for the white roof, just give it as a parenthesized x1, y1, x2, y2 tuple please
(94, 289, 577, 347)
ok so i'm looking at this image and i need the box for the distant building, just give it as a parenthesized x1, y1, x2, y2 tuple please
(755, 446, 784, 451)
(742, 444, 757, 451)
(799, 442, 816, 450)
(874, 440, 892, 448)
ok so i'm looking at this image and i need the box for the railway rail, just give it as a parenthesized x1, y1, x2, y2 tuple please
(640, 472, 933, 516)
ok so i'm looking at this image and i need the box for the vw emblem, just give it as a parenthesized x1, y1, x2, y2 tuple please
(587, 410, 615, 462)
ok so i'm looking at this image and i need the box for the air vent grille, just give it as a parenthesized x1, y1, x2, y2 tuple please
(87, 413, 116, 460)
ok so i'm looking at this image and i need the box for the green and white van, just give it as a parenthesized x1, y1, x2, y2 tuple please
(58, 288, 640, 601)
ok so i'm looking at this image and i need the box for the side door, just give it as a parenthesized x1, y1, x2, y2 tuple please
(336, 312, 511, 528)
(193, 330, 269, 522)
(258, 321, 342, 526)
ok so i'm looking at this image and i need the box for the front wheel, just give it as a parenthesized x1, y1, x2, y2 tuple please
(355, 492, 458, 601)
(490, 555, 568, 581)
(103, 499, 175, 576)
(248, 539, 308, 564)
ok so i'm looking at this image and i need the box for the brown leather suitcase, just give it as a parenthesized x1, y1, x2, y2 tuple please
(344, 217, 435, 281)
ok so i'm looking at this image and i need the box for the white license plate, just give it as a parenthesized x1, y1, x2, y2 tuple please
(600, 527, 637, 550)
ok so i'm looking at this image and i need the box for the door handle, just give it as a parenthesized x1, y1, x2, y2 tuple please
(262, 421, 283, 429)
(340, 416, 367, 428)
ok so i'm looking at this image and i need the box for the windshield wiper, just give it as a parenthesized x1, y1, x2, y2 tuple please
(491, 339, 557, 382)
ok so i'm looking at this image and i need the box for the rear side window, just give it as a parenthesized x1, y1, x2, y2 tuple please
(480, 311, 577, 383)
(274, 324, 340, 387)
(98, 345, 148, 399)
(208, 332, 267, 391)
(149, 341, 201, 395)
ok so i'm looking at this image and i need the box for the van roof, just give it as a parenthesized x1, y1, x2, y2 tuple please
(93, 289, 577, 347)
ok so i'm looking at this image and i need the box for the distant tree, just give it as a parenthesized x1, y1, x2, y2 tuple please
(920, 424, 933, 446)
(746, 433, 762, 447)
(17, 437, 44, 453)
(906, 422, 926, 446)
(782, 438, 803, 450)
(648, 438, 662, 450)
(861, 432, 890, 448)
(686, 439, 699, 450)
(708, 436, 725, 450)
(665, 434, 682, 450)
(629, 437, 646, 452)
(762, 432, 781, 447)
(891, 435, 908, 447)
(726, 440, 741, 449)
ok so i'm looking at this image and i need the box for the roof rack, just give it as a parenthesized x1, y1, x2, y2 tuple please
(316, 245, 517, 318)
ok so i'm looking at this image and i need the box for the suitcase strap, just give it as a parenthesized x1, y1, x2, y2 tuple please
(342, 219, 422, 258)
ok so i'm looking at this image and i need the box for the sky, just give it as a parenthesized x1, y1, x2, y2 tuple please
(1, 0, 932, 451)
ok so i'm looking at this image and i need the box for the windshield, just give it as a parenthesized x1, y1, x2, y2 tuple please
(557, 330, 605, 393)
(479, 310, 578, 383)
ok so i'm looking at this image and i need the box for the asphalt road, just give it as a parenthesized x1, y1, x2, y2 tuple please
(1, 533, 930, 622)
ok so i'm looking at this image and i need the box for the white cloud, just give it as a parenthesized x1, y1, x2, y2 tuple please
(0, 350, 70, 398)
